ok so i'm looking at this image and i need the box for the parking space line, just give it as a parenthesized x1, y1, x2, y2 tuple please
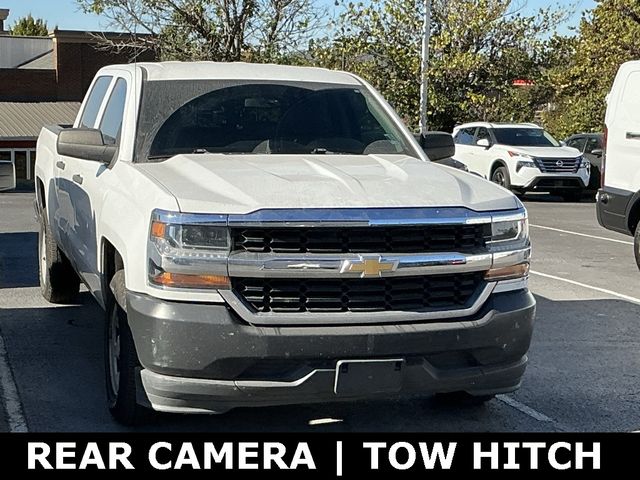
(530, 224, 634, 246)
(496, 394, 553, 422)
(531, 270, 640, 306)
(0, 333, 28, 432)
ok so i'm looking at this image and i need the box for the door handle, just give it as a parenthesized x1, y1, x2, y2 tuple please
(56, 161, 66, 170)
(626, 132, 640, 140)
(72, 174, 84, 185)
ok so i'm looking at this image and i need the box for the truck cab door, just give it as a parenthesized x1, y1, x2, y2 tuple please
(55, 76, 112, 261)
(68, 77, 128, 301)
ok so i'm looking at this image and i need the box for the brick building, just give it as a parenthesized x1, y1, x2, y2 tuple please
(0, 9, 154, 189)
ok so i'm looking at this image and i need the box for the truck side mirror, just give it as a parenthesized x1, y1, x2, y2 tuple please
(419, 131, 455, 161)
(57, 128, 116, 164)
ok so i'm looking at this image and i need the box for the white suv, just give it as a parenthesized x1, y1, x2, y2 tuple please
(453, 122, 590, 201)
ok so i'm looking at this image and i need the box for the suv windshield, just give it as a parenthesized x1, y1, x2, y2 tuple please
(137, 80, 417, 161)
(493, 128, 560, 147)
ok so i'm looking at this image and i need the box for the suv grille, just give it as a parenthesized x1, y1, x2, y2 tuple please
(232, 273, 485, 314)
(231, 225, 490, 254)
(534, 157, 580, 173)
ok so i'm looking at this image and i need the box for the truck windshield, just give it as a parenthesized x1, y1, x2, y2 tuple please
(137, 80, 417, 161)
(493, 128, 560, 147)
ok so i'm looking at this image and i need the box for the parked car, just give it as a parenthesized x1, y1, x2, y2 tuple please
(564, 133, 604, 190)
(597, 60, 640, 269)
(0, 160, 15, 191)
(453, 122, 590, 201)
(35, 62, 535, 425)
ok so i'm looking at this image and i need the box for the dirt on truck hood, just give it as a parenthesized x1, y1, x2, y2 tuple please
(137, 153, 520, 214)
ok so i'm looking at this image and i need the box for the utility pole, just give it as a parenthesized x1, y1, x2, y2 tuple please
(419, 0, 431, 136)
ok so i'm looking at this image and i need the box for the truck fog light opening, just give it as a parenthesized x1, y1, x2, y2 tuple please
(485, 263, 530, 281)
(151, 271, 231, 289)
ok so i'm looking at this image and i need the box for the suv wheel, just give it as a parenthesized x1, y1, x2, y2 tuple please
(105, 271, 147, 426)
(38, 216, 80, 303)
(491, 166, 511, 190)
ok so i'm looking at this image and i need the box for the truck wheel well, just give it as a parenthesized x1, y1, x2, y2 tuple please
(490, 160, 507, 178)
(36, 178, 46, 211)
(103, 240, 125, 308)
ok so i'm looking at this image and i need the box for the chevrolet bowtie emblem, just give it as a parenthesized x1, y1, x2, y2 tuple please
(340, 257, 398, 278)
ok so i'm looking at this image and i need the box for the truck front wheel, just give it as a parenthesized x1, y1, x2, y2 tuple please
(105, 273, 147, 425)
(38, 216, 80, 303)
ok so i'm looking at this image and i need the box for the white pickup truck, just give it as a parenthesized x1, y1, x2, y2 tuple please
(35, 62, 535, 425)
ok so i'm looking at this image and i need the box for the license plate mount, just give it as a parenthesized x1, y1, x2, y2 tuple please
(334, 359, 404, 396)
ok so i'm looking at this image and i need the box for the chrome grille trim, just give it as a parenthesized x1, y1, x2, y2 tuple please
(227, 251, 495, 278)
(533, 157, 580, 173)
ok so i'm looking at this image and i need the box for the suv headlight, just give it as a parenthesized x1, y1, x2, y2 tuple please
(579, 156, 590, 169)
(148, 210, 230, 289)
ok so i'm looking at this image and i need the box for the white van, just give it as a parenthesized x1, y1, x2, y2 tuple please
(597, 61, 640, 267)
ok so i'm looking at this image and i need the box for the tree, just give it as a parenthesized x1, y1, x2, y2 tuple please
(542, 0, 640, 138)
(77, 0, 327, 62)
(311, 0, 568, 131)
(10, 14, 49, 36)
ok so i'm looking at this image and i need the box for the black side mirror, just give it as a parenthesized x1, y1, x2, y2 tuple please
(57, 128, 116, 164)
(418, 131, 455, 161)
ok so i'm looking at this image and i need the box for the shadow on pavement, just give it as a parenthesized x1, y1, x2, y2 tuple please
(0, 232, 38, 288)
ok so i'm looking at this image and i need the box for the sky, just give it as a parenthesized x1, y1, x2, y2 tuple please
(2, 0, 598, 33)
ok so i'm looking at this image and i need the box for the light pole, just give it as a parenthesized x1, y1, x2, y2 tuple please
(419, 0, 432, 136)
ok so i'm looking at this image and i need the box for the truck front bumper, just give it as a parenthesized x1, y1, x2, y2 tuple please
(126, 289, 536, 414)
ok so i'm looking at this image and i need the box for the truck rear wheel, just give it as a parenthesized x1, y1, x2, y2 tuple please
(38, 216, 80, 304)
(105, 273, 148, 426)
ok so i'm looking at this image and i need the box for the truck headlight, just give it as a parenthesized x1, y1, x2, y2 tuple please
(488, 215, 529, 251)
(148, 210, 230, 289)
(484, 213, 530, 280)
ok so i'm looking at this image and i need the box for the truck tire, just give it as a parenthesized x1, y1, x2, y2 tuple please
(38, 216, 80, 304)
(634, 225, 640, 272)
(105, 271, 147, 426)
(491, 166, 511, 190)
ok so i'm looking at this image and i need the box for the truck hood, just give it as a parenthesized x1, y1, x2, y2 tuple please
(507, 146, 581, 158)
(136, 154, 520, 214)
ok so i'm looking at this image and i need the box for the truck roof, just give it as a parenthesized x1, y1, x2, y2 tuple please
(101, 61, 362, 85)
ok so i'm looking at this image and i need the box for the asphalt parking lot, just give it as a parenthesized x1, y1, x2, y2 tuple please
(1, 190, 639, 432)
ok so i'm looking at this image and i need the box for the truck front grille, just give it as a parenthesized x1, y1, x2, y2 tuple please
(232, 273, 485, 314)
(534, 157, 580, 173)
(231, 225, 490, 254)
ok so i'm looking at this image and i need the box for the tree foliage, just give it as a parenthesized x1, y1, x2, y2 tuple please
(311, 0, 567, 131)
(10, 14, 49, 36)
(542, 0, 640, 138)
(77, 0, 326, 62)
(77, 0, 638, 136)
